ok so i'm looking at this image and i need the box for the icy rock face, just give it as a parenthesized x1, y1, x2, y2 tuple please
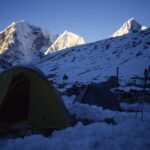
(0, 21, 53, 68)
(45, 31, 85, 54)
(112, 18, 147, 37)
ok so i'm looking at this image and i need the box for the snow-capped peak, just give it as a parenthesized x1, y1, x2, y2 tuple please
(1, 21, 31, 33)
(45, 31, 85, 55)
(112, 18, 147, 37)
(0, 21, 52, 65)
(55, 30, 85, 44)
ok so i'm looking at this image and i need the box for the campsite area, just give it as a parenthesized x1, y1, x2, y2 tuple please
(0, 65, 149, 150)
(0, 0, 150, 149)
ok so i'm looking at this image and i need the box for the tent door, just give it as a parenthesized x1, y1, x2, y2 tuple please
(0, 74, 30, 123)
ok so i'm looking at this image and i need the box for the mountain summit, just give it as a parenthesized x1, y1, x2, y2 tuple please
(112, 18, 147, 37)
(45, 31, 85, 55)
(0, 21, 53, 66)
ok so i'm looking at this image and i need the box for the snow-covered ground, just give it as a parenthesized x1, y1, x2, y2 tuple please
(37, 26, 150, 88)
(1, 100, 150, 150)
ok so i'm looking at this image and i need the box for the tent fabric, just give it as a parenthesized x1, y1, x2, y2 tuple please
(75, 83, 121, 110)
(0, 65, 72, 129)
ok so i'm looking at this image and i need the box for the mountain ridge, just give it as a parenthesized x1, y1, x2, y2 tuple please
(0, 19, 150, 89)
(36, 26, 150, 88)
(0, 21, 85, 68)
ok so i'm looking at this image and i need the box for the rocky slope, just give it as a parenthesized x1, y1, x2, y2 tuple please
(36, 19, 150, 89)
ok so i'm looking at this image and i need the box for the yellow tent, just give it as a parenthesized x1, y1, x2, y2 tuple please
(0, 66, 72, 129)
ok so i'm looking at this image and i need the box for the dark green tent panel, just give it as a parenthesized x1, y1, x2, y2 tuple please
(75, 83, 121, 110)
(0, 65, 72, 129)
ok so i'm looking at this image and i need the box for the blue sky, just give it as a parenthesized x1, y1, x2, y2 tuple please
(0, 0, 150, 42)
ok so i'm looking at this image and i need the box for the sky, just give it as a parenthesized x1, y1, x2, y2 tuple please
(0, 0, 150, 42)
